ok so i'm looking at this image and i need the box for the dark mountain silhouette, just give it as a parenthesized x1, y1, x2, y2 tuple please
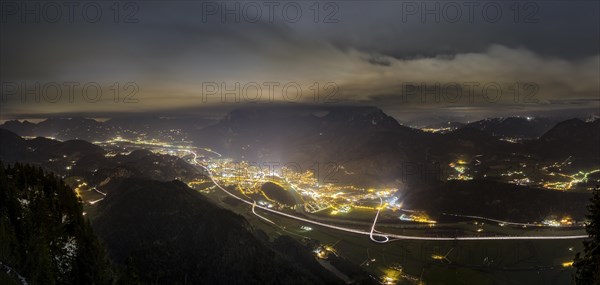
(406, 180, 592, 222)
(93, 178, 342, 285)
(74, 149, 204, 193)
(196, 106, 599, 187)
(0, 118, 106, 141)
(0, 129, 28, 162)
(430, 126, 516, 157)
(0, 129, 202, 188)
(461, 117, 558, 139)
(0, 128, 105, 164)
(539, 119, 599, 143)
(0, 120, 37, 136)
(529, 119, 600, 160)
(196, 106, 431, 187)
(0, 116, 216, 142)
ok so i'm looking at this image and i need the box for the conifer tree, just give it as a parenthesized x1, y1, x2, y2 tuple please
(575, 185, 600, 284)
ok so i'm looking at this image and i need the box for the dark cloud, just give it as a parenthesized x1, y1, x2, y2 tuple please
(321, 1, 599, 60)
(0, 0, 598, 122)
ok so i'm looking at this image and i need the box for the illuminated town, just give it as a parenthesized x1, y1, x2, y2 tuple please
(59, 135, 594, 234)
(5, 131, 592, 285)
(444, 157, 600, 191)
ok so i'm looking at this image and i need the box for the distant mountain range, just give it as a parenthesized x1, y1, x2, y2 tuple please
(0, 116, 216, 142)
(460, 117, 560, 139)
(0, 128, 104, 164)
(0, 129, 203, 191)
(2, 106, 599, 188)
(1, 125, 593, 222)
(193, 106, 600, 187)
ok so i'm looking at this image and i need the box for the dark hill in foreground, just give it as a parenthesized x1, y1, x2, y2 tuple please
(93, 178, 342, 285)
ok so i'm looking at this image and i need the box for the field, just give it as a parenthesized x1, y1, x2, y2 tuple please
(205, 188, 584, 285)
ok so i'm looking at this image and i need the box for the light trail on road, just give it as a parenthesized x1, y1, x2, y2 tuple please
(442, 213, 540, 227)
(92, 187, 107, 196)
(369, 197, 390, 243)
(188, 151, 588, 242)
(252, 201, 276, 225)
(201, 148, 222, 158)
(89, 198, 104, 205)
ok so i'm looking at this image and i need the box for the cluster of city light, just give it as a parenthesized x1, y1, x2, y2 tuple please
(443, 155, 599, 191)
(500, 170, 533, 186)
(97, 136, 196, 157)
(541, 169, 600, 191)
(542, 216, 575, 227)
(380, 266, 424, 285)
(562, 261, 574, 268)
(73, 181, 89, 198)
(447, 160, 473, 181)
(382, 276, 397, 285)
(58, 137, 202, 207)
(421, 127, 454, 133)
(66, 177, 105, 206)
(204, 157, 446, 228)
(190, 152, 588, 243)
(204, 158, 403, 217)
(499, 137, 521, 143)
(399, 213, 437, 224)
(313, 244, 337, 260)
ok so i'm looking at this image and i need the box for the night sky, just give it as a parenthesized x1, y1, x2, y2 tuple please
(1, 0, 598, 123)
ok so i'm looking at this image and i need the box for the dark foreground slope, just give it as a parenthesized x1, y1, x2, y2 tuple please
(0, 163, 113, 285)
(93, 178, 342, 285)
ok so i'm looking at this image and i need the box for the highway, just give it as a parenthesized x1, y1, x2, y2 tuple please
(188, 151, 588, 242)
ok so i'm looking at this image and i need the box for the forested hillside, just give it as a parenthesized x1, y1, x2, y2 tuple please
(0, 162, 113, 285)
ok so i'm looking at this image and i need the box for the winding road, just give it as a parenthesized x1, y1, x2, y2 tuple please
(369, 197, 391, 243)
(188, 151, 588, 242)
